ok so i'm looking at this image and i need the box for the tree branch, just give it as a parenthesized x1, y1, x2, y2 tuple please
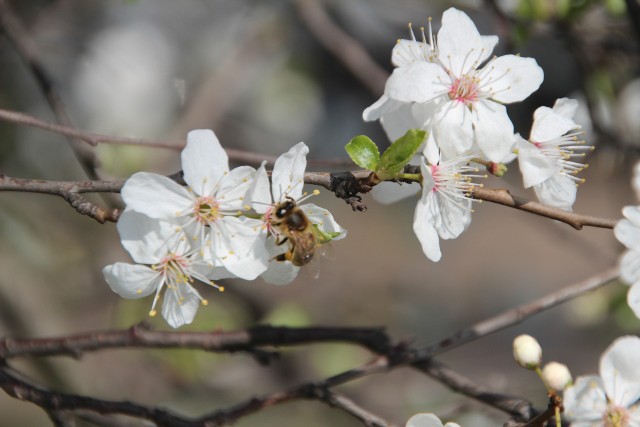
(293, 0, 387, 96)
(0, 0, 101, 181)
(418, 267, 620, 358)
(0, 172, 618, 228)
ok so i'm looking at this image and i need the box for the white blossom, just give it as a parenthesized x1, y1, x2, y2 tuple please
(614, 205, 640, 319)
(103, 211, 226, 328)
(518, 98, 590, 211)
(251, 142, 346, 284)
(121, 129, 268, 280)
(367, 7, 543, 163)
(406, 413, 461, 427)
(563, 336, 640, 426)
(413, 138, 483, 261)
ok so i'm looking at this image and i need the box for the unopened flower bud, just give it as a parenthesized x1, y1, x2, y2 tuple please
(487, 162, 508, 177)
(542, 362, 572, 391)
(513, 334, 542, 369)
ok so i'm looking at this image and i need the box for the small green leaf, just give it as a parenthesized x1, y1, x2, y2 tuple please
(345, 135, 380, 170)
(313, 224, 341, 244)
(378, 129, 426, 175)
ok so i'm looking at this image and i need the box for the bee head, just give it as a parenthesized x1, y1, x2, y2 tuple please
(275, 197, 297, 218)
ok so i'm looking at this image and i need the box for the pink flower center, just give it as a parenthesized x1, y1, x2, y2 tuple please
(448, 75, 479, 107)
(604, 405, 630, 427)
(430, 165, 440, 192)
(156, 253, 191, 285)
(194, 196, 220, 223)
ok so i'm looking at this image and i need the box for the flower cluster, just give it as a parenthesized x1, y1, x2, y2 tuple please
(563, 336, 640, 426)
(614, 162, 640, 320)
(104, 130, 345, 328)
(363, 7, 591, 261)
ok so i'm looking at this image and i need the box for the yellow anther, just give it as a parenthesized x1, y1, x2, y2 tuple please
(202, 300, 209, 306)
(219, 286, 225, 292)
(149, 310, 157, 317)
(243, 204, 251, 210)
(313, 189, 320, 195)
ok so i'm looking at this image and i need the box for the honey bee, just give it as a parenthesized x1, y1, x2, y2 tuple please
(269, 196, 318, 267)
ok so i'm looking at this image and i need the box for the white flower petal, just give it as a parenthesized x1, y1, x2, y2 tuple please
(563, 376, 608, 422)
(182, 129, 228, 196)
(363, 94, 403, 122)
(248, 161, 273, 214)
(260, 241, 300, 285)
(533, 174, 577, 211)
(386, 62, 450, 103)
(481, 55, 544, 104)
(517, 136, 557, 188)
(301, 203, 346, 240)
(615, 215, 640, 251)
(473, 101, 515, 163)
(530, 106, 579, 143)
(479, 35, 499, 64)
(380, 102, 421, 142)
(620, 250, 640, 285)
(216, 165, 256, 210)
(552, 97, 579, 119)
(413, 207, 442, 262)
(627, 282, 640, 319)
(424, 134, 440, 166)
(601, 336, 640, 407)
(623, 205, 640, 228)
(122, 172, 194, 219)
(392, 39, 433, 67)
(437, 8, 486, 76)
(371, 181, 421, 204)
(161, 289, 200, 329)
(103, 263, 161, 299)
(207, 217, 268, 280)
(116, 210, 184, 264)
(433, 101, 474, 158)
(405, 413, 446, 427)
(272, 142, 308, 202)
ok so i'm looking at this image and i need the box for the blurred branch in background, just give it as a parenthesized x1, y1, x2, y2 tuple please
(0, 268, 618, 425)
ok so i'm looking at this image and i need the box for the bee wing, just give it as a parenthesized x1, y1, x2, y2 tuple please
(318, 242, 335, 261)
(303, 250, 322, 280)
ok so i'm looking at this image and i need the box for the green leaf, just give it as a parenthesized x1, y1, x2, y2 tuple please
(312, 224, 341, 244)
(345, 135, 380, 170)
(378, 129, 426, 175)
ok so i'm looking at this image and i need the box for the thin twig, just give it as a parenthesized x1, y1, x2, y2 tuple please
(0, 0, 100, 181)
(294, 0, 387, 96)
(470, 187, 617, 230)
(418, 267, 620, 358)
(0, 108, 354, 168)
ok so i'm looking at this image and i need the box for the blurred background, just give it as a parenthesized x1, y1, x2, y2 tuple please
(0, 0, 639, 425)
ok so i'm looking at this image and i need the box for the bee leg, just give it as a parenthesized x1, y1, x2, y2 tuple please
(275, 251, 293, 262)
(275, 236, 289, 246)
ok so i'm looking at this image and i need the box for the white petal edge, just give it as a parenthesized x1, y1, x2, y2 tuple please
(437, 8, 486, 77)
(103, 263, 161, 299)
(600, 335, 640, 407)
(272, 142, 308, 202)
(182, 129, 229, 196)
(481, 55, 544, 104)
(161, 288, 200, 329)
(121, 172, 194, 219)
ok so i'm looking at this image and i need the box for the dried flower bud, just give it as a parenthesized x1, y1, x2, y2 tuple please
(513, 334, 542, 369)
(542, 362, 572, 391)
